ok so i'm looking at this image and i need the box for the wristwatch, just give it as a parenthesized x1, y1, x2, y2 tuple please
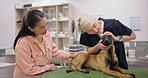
(119, 36, 123, 42)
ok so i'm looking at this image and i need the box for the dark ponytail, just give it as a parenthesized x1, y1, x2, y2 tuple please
(13, 10, 45, 49)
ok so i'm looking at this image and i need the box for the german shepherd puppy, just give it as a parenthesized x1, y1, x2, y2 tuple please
(66, 34, 135, 78)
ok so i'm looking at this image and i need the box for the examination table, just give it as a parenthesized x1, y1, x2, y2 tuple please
(39, 66, 148, 78)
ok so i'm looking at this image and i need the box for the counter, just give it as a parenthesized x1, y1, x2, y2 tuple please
(40, 66, 148, 78)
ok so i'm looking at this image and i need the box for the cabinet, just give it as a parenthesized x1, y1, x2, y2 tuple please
(15, 3, 74, 49)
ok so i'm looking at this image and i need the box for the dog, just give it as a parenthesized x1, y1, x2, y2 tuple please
(66, 34, 135, 78)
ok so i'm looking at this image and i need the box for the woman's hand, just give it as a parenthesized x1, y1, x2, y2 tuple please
(70, 52, 81, 58)
(97, 40, 112, 51)
(48, 64, 57, 71)
(103, 31, 120, 41)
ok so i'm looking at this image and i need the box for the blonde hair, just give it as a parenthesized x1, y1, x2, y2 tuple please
(76, 14, 97, 33)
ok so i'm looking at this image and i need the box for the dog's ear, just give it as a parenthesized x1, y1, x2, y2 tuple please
(108, 35, 112, 39)
(108, 35, 114, 42)
(101, 35, 105, 39)
(101, 34, 106, 39)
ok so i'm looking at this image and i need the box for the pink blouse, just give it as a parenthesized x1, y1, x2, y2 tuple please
(13, 31, 70, 78)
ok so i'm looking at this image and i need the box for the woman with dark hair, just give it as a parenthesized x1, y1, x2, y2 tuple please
(13, 10, 79, 78)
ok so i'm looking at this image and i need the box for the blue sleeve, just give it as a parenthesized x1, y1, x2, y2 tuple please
(114, 20, 132, 36)
(104, 19, 132, 36)
(80, 33, 100, 47)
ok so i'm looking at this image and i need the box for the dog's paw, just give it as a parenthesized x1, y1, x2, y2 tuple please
(124, 74, 134, 78)
(66, 70, 72, 73)
(84, 70, 90, 74)
(129, 74, 135, 78)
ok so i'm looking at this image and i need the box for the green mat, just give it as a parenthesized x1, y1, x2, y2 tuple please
(40, 66, 148, 78)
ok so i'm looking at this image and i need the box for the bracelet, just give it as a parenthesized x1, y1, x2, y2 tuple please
(119, 36, 123, 42)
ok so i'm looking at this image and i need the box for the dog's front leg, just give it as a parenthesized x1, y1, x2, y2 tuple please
(66, 65, 76, 73)
(66, 52, 89, 73)
(101, 68, 133, 78)
(113, 66, 129, 74)
(113, 66, 135, 78)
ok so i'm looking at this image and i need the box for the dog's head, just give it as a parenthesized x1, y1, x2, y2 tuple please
(101, 34, 113, 46)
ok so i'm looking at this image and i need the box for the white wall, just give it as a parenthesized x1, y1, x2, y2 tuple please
(0, 0, 20, 49)
(0, 0, 147, 48)
(21, 0, 148, 41)
(70, 0, 148, 41)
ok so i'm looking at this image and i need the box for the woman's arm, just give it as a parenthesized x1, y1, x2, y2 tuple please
(104, 31, 136, 42)
(85, 40, 112, 54)
(117, 32, 136, 42)
(69, 52, 81, 58)
(86, 32, 136, 54)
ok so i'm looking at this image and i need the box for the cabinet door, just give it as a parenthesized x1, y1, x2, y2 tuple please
(43, 6, 57, 43)
(56, 3, 74, 49)
(43, 6, 56, 21)
(16, 9, 28, 36)
(15, 3, 74, 49)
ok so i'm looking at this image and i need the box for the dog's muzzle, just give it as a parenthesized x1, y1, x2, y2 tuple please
(101, 35, 112, 46)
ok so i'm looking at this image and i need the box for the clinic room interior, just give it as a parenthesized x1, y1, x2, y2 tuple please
(0, 0, 148, 78)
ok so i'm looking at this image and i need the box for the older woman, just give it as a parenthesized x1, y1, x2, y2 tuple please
(77, 14, 136, 69)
